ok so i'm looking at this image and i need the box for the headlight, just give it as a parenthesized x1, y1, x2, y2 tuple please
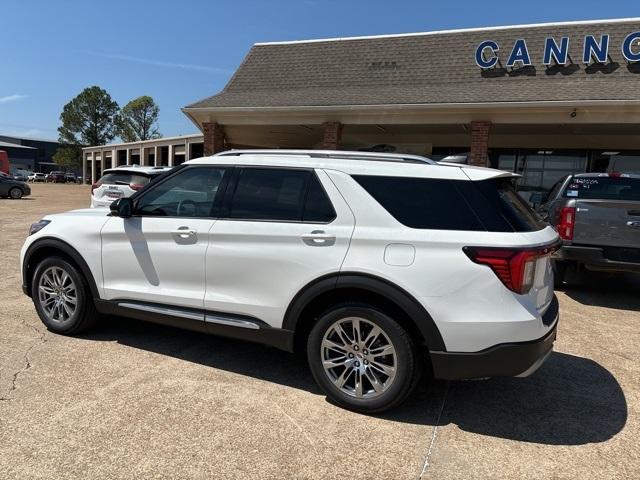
(29, 219, 50, 236)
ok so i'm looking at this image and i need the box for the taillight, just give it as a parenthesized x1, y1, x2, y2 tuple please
(557, 206, 575, 240)
(91, 182, 101, 194)
(463, 242, 559, 295)
(130, 183, 144, 191)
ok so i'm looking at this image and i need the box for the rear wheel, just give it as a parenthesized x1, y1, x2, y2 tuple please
(9, 187, 23, 199)
(307, 304, 420, 413)
(32, 257, 99, 335)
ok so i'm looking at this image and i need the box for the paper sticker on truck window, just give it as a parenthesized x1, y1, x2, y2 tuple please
(566, 190, 578, 197)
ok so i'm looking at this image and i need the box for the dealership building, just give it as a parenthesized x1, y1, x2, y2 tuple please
(83, 17, 640, 197)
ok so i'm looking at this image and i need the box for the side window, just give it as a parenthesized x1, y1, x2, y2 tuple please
(229, 168, 309, 221)
(134, 167, 226, 217)
(303, 173, 336, 223)
(353, 175, 485, 231)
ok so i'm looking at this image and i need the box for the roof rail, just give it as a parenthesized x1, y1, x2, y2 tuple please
(215, 149, 436, 165)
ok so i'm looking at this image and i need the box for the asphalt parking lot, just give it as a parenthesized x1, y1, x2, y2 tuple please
(0, 183, 638, 479)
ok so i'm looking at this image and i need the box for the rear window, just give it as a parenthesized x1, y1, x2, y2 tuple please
(353, 175, 545, 232)
(563, 176, 640, 201)
(99, 172, 150, 186)
(468, 178, 546, 232)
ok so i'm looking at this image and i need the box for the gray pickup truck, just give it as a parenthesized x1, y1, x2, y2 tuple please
(537, 173, 640, 286)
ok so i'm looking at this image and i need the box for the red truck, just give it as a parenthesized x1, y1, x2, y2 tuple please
(0, 150, 9, 176)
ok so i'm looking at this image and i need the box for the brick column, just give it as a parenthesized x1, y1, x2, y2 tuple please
(320, 122, 343, 150)
(469, 121, 491, 167)
(203, 122, 226, 155)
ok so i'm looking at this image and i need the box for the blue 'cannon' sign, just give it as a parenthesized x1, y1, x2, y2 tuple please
(475, 32, 640, 68)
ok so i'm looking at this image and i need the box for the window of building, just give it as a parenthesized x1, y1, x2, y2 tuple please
(515, 150, 588, 193)
(590, 151, 640, 173)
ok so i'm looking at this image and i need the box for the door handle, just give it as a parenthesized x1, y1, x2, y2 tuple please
(171, 227, 197, 239)
(301, 230, 336, 246)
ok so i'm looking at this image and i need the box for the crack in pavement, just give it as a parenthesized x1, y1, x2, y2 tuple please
(418, 381, 450, 479)
(0, 318, 48, 401)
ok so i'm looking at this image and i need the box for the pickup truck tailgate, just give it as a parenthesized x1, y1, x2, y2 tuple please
(573, 199, 640, 248)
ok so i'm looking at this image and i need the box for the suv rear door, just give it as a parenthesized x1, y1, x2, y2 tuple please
(565, 175, 640, 248)
(203, 167, 355, 328)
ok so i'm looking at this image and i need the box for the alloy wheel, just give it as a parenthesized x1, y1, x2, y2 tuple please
(38, 266, 78, 324)
(321, 317, 397, 399)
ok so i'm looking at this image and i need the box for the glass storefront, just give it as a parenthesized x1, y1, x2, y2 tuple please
(488, 149, 640, 201)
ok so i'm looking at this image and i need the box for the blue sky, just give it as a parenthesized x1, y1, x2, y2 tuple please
(0, 0, 637, 141)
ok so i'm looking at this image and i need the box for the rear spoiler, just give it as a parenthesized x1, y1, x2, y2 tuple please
(460, 166, 521, 182)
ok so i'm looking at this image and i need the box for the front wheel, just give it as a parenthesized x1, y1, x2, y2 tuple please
(307, 304, 420, 413)
(9, 187, 23, 199)
(32, 257, 99, 335)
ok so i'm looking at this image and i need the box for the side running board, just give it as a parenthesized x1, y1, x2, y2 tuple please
(95, 299, 294, 351)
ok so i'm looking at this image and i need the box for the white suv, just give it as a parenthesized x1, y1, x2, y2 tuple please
(90, 166, 172, 208)
(21, 150, 560, 413)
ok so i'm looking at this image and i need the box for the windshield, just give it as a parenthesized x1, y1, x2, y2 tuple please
(563, 177, 640, 201)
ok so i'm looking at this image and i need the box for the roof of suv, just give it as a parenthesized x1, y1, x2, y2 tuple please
(102, 166, 173, 175)
(186, 149, 515, 181)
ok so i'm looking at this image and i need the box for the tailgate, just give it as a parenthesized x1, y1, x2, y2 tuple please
(96, 184, 127, 202)
(573, 199, 640, 248)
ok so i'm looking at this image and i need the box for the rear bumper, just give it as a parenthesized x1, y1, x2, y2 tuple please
(430, 296, 559, 380)
(555, 245, 640, 273)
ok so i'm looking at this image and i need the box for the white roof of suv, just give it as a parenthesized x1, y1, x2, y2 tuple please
(186, 149, 515, 181)
(102, 166, 173, 175)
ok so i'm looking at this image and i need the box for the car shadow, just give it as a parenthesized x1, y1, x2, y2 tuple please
(560, 269, 640, 311)
(79, 317, 627, 446)
(434, 352, 627, 445)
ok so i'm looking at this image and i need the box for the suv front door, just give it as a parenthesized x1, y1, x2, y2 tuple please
(101, 166, 228, 309)
(204, 168, 355, 328)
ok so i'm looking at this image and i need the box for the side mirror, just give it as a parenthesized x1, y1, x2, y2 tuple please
(110, 197, 133, 218)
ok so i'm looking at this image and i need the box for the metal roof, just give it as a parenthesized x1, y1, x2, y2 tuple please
(0, 140, 36, 150)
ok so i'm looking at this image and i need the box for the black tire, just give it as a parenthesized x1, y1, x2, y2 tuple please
(307, 303, 420, 413)
(552, 260, 567, 289)
(9, 187, 23, 199)
(31, 256, 99, 335)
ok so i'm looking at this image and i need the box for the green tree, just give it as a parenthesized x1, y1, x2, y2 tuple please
(58, 86, 119, 146)
(53, 145, 82, 171)
(116, 95, 161, 142)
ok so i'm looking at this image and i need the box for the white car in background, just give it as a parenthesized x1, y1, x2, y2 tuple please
(90, 166, 172, 208)
(28, 172, 46, 182)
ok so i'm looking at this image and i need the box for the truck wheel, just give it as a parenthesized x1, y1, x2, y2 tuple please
(307, 304, 420, 413)
(31, 256, 99, 335)
(9, 187, 23, 199)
